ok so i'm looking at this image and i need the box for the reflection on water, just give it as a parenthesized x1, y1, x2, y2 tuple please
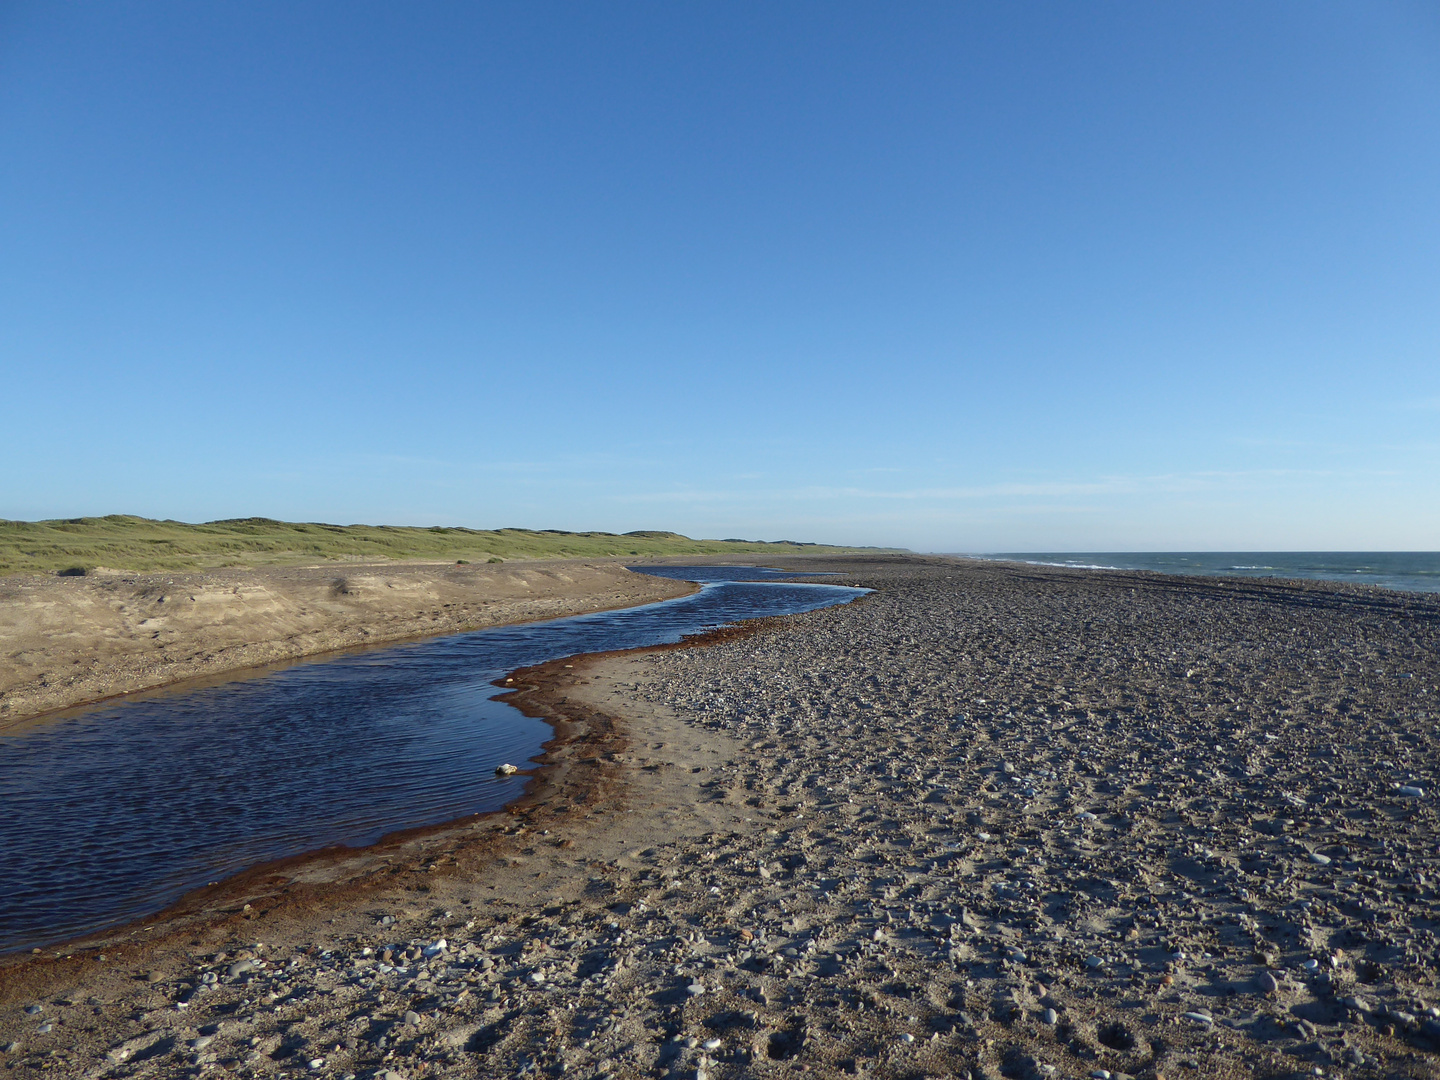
(0, 567, 865, 953)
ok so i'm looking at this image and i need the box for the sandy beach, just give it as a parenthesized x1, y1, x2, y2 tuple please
(2, 555, 1439, 1079)
(0, 560, 695, 729)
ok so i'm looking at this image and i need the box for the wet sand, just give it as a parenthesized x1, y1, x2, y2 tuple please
(2, 555, 1439, 1079)
(0, 559, 695, 729)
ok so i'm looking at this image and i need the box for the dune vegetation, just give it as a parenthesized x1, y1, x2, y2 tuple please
(0, 515, 880, 576)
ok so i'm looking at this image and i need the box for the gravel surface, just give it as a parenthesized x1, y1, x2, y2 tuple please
(3, 556, 1438, 1080)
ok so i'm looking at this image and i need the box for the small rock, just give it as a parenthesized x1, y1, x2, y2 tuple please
(1256, 971, 1279, 994)
(1042, 1008, 1058, 1025)
(1397, 785, 1425, 798)
(1308, 852, 1331, 865)
(686, 982, 706, 996)
(1085, 955, 1105, 969)
(403, 1010, 421, 1027)
(229, 959, 259, 978)
(22, 1006, 41, 1016)
(1182, 1011, 1213, 1026)
(495, 764, 519, 776)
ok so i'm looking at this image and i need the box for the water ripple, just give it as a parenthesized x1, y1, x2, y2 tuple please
(0, 567, 865, 953)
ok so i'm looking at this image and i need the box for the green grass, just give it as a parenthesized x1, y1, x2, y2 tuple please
(0, 515, 889, 577)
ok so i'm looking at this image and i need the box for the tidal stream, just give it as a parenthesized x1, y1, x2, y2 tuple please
(0, 567, 866, 954)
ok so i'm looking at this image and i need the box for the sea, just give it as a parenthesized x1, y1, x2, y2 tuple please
(975, 552, 1440, 595)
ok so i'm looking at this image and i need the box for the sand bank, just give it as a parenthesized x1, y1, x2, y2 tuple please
(3, 555, 1439, 1079)
(0, 559, 695, 730)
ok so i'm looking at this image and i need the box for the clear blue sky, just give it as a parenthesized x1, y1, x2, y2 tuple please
(2, 2, 1437, 551)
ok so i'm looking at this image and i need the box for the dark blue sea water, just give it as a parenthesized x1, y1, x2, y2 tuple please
(981, 552, 1440, 594)
(0, 567, 866, 954)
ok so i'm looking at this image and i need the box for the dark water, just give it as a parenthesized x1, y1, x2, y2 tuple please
(982, 552, 1440, 594)
(0, 568, 865, 954)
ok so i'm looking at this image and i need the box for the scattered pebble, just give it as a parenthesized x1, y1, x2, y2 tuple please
(6, 559, 1438, 1080)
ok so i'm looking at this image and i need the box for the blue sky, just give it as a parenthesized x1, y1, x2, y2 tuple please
(2, 2, 1437, 551)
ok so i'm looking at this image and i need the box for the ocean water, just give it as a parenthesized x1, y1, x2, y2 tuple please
(0, 567, 866, 954)
(981, 552, 1440, 594)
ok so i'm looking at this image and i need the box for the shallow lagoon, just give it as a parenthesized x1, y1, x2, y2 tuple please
(0, 567, 865, 954)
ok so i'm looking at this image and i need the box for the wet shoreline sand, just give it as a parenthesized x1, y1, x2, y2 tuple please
(3, 555, 1439, 1079)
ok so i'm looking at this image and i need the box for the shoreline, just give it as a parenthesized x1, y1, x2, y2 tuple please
(3, 555, 1438, 1079)
(969, 553, 1440, 597)
(0, 610, 799, 972)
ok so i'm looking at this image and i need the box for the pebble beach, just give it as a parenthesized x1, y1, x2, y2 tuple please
(3, 555, 1438, 1080)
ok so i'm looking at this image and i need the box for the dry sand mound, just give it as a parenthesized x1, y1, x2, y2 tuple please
(0, 559, 694, 728)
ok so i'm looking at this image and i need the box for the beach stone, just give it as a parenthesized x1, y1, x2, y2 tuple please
(1255, 971, 1279, 994)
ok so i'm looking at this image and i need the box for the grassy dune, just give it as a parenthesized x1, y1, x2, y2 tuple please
(0, 515, 882, 576)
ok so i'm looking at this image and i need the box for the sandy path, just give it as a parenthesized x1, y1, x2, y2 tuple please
(2, 556, 1439, 1080)
(0, 559, 695, 729)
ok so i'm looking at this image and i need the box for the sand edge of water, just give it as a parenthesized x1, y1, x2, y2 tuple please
(0, 558, 701, 731)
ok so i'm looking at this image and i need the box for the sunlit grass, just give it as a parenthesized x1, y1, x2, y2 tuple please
(0, 515, 885, 576)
